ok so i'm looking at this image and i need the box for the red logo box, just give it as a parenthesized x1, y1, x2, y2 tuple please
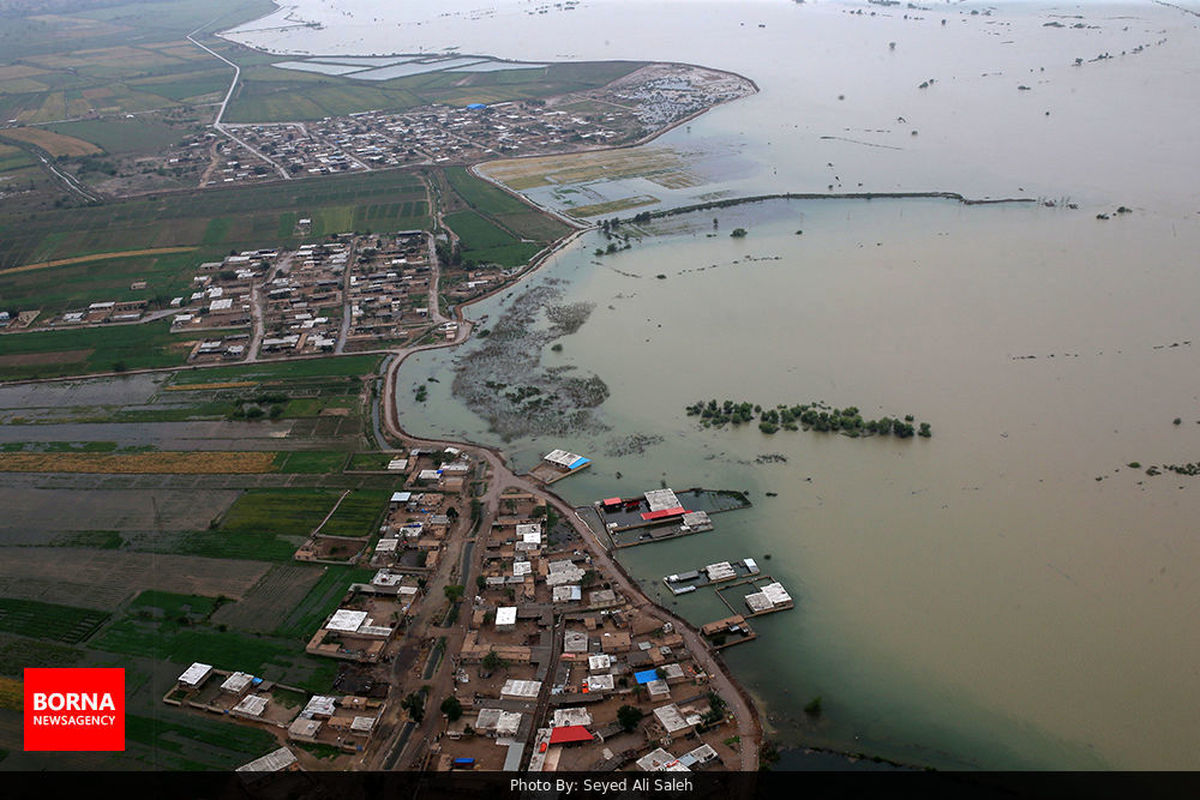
(24, 668, 124, 752)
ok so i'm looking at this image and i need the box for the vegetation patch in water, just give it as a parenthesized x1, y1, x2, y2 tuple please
(452, 283, 608, 439)
(685, 399, 932, 439)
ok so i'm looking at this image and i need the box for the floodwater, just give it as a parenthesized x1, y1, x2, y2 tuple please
(230, 0, 1200, 769)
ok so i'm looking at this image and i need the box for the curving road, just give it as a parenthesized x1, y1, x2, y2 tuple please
(373, 285, 763, 771)
(186, 27, 290, 181)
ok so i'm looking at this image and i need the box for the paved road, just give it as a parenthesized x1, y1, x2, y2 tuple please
(186, 28, 290, 181)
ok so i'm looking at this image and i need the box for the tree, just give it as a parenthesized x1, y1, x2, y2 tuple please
(482, 649, 508, 673)
(440, 696, 463, 721)
(616, 705, 644, 732)
(444, 584, 465, 603)
(401, 692, 425, 722)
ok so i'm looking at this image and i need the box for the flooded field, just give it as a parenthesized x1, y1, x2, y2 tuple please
(399, 197, 1200, 768)
(235, 0, 1200, 770)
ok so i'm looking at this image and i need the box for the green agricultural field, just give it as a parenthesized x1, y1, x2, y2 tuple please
(272, 565, 376, 641)
(0, 320, 240, 381)
(168, 354, 382, 386)
(125, 590, 219, 622)
(273, 451, 348, 474)
(461, 241, 544, 269)
(445, 209, 521, 251)
(124, 713, 278, 770)
(347, 452, 394, 471)
(0, 598, 110, 644)
(445, 165, 571, 242)
(0, 633, 84, 676)
(158, 489, 342, 563)
(219, 489, 349, 539)
(0, 145, 33, 174)
(319, 489, 389, 537)
(92, 616, 335, 692)
(0, 170, 429, 268)
(0, 248, 218, 315)
(47, 118, 188, 154)
(224, 58, 645, 124)
(0, 0, 275, 61)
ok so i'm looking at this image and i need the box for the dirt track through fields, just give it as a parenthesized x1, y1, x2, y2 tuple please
(0, 246, 197, 275)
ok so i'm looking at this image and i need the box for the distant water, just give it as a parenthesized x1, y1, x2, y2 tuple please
(230, 0, 1200, 769)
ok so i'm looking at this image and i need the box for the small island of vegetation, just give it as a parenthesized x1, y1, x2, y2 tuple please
(685, 399, 932, 438)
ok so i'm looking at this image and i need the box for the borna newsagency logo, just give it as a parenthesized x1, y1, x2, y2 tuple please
(24, 668, 125, 751)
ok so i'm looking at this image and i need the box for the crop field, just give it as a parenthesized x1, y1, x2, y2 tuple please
(0, 549, 268, 611)
(273, 450, 349, 473)
(0, 320, 244, 381)
(164, 488, 352, 562)
(346, 452, 394, 471)
(0, 169, 429, 268)
(92, 613, 336, 693)
(444, 209, 519, 251)
(0, 486, 241, 547)
(125, 590, 218, 622)
(272, 565, 376, 641)
(209, 564, 323, 635)
(0, 1, 274, 124)
(318, 489, 389, 537)
(168, 354, 382, 386)
(0, 598, 109, 644)
(444, 208, 545, 266)
(0, 248, 209, 316)
(0, 676, 19, 711)
(225, 59, 644, 124)
(480, 146, 691, 190)
(0, 126, 99, 156)
(46, 118, 188, 154)
(220, 489, 348, 537)
(567, 194, 660, 218)
(0, 144, 32, 173)
(444, 166, 571, 242)
(124, 713, 278, 771)
(0, 633, 84, 676)
(0, 450, 276, 473)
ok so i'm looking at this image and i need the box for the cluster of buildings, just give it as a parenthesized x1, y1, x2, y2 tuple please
(167, 662, 385, 756)
(421, 488, 736, 772)
(229, 99, 626, 174)
(258, 238, 348, 356)
(343, 232, 442, 349)
(46, 297, 149, 327)
(227, 121, 371, 178)
(305, 572, 421, 664)
(170, 250, 276, 362)
(608, 64, 756, 131)
(215, 64, 753, 176)
(201, 135, 279, 188)
(367, 447, 476, 575)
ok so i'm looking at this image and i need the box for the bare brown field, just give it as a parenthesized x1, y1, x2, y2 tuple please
(0, 246, 196, 275)
(0, 65, 48, 81)
(0, 127, 100, 157)
(0, 548, 269, 610)
(209, 565, 323, 634)
(0, 451, 277, 474)
(163, 381, 257, 392)
(0, 349, 91, 368)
